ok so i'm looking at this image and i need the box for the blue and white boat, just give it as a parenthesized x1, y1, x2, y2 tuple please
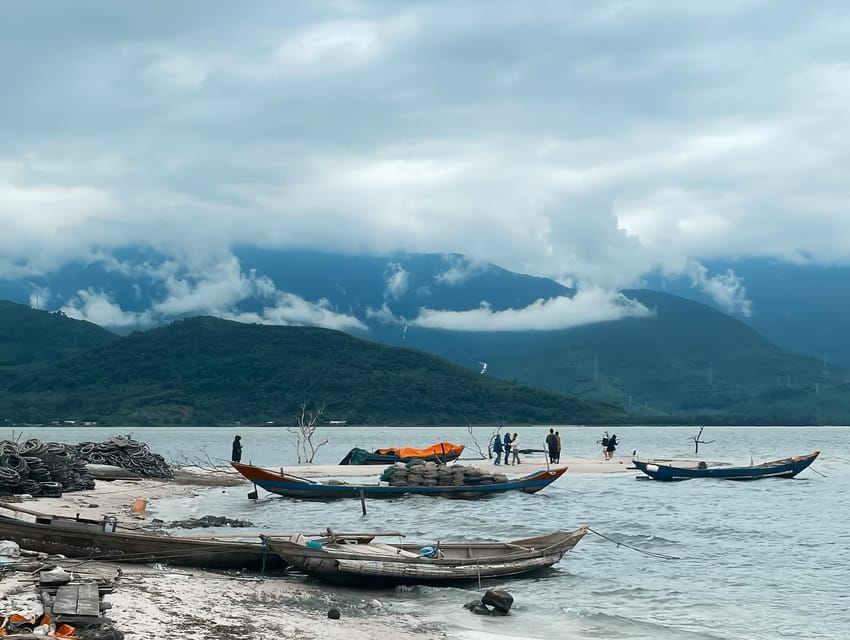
(633, 451, 820, 481)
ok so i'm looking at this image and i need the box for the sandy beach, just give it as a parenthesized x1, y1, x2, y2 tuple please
(0, 456, 633, 640)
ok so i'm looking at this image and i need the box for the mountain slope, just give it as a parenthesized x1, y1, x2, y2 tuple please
(0, 301, 118, 367)
(0, 316, 624, 426)
(384, 290, 850, 424)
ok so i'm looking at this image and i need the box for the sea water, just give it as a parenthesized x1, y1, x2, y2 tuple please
(13, 425, 849, 640)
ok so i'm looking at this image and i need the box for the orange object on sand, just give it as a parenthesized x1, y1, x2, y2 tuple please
(375, 442, 464, 461)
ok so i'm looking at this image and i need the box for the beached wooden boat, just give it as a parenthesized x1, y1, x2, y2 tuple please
(0, 503, 284, 570)
(232, 462, 567, 500)
(633, 451, 820, 481)
(264, 526, 588, 586)
(339, 442, 464, 465)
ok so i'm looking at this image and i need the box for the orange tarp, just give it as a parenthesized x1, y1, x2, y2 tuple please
(375, 442, 464, 459)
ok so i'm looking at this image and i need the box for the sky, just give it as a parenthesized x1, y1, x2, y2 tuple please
(2, 1, 849, 330)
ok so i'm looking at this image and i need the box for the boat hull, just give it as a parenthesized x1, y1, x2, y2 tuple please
(0, 511, 283, 570)
(267, 528, 587, 586)
(633, 451, 820, 481)
(232, 463, 567, 500)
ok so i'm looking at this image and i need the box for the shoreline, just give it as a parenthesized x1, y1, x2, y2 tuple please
(0, 456, 646, 639)
(2, 470, 448, 640)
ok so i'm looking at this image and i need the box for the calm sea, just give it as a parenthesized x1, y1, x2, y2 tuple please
(12, 425, 849, 640)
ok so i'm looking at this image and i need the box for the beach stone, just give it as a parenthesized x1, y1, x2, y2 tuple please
(463, 599, 481, 610)
(482, 589, 514, 613)
(367, 599, 383, 609)
(470, 603, 493, 616)
(327, 608, 341, 619)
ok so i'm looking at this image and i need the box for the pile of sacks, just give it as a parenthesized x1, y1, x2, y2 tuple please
(380, 460, 509, 487)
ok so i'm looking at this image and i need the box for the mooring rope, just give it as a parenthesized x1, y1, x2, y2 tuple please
(810, 467, 828, 478)
(587, 527, 680, 560)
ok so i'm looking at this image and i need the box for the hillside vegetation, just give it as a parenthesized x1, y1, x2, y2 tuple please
(0, 313, 624, 426)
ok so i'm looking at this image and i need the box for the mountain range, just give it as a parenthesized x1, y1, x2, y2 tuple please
(1, 249, 848, 425)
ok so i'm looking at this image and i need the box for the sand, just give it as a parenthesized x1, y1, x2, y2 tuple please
(0, 457, 637, 639)
(0, 469, 447, 640)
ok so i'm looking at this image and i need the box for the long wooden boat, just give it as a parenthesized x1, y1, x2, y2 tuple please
(0, 503, 284, 570)
(339, 442, 464, 465)
(232, 462, 567, 500)
(264, 526, 588, 586)
(633, 451, 820, 481)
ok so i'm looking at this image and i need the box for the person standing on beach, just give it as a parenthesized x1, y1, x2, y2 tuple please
(545, 428, 557, 464)
(503, 432, 512, 466)
(600, 431, 609, 459)
(605, 434, 618, 460)
(493, 433, 504, 465)
(231, 435, 243, 463)
(510, 432, 521, 465)
(554, 431, 562, 463)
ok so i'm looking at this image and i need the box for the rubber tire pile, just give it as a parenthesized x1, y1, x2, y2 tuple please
(73, 437, 173, 479)
(0, 439, 95, 497)
(381, 460, 509, 487)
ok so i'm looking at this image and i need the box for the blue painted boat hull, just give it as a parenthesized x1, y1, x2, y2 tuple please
(232, 463, 567, 499)
(633, 451, 820, 481)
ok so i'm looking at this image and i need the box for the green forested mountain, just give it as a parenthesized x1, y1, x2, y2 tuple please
(0, 314, 624, 425)
(0, 301, 117, 368)
(397, 291, 850, 424)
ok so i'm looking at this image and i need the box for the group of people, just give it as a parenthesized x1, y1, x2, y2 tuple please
(545, 428, 561, 463)
(600, 431, 618, 460)
(492, 432, 522, 465)
(492, 429, 562, 465)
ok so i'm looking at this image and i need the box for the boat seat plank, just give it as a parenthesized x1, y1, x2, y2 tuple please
(76, 583, 101, 616)
(51, 584, 101, 617)
(51, 586, 79, 615)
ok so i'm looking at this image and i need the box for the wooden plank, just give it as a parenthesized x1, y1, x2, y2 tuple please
(52, 585, 79, 615)
(75, 583, 101, 616)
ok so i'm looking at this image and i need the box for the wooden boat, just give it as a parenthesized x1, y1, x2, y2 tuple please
(232, 462, 567, 500)
(633, 451, 820, 481)
(264, 526, 588, 586)
(339, 442, 464, 465)
(0, 503, 284, 570)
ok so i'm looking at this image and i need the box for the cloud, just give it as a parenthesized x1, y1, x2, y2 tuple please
(382, 262, 409, 300)
(61, 251, 366, 331)
(28, 285, 51, 310)
(410, 289, 652, 331)
(2, 1, 850, 294)
(62, 290, 155, 329)
(435, 256, 490, 286)
(221, 294, 367, 332)
(682, 261, 753, 317)
(365, 303, 402, 325)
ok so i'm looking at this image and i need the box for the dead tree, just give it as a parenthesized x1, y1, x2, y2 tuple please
(689, 426, 715, 454)
(287, 402, 329, 463)
(463, 418, 501, 460)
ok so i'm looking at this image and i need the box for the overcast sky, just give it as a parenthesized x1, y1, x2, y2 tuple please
(2, 1, 849, 329)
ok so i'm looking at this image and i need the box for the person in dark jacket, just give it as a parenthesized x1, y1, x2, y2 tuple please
(231, 435, 243, 463)
(503, 432, 512, 465)
(493, 433, 504, 465)
(605, 434, 618, 460)
(545, 428, 558, 464)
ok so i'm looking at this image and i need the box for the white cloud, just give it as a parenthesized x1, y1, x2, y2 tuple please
(62, 290, 155, 329)
(682, 262, 753, 317)
(223, 294, 367, 331)
(382, 262, 409, 300)
(435, 256, 490, 286)
(365, 303, 403, 325)
(28, 285, 51, 310)
(2, 1, 850, 293)
(410, 289, 652, 331)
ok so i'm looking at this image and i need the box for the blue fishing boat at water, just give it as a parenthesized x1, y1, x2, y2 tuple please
(232, 462, 566, 499)
(633, 451, 820, 481)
